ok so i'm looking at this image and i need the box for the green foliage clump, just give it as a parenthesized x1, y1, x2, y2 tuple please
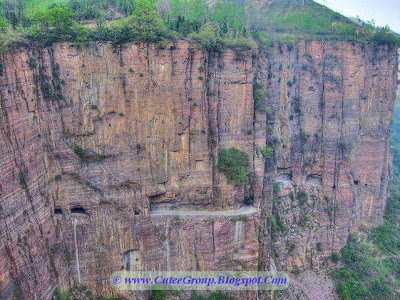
(231, 214, 248, 222)
(292, 267, 300, 276)
(73, 145, 85, 158)
(27, 57, 37, 69)
(129, 0, 167, 42)
(299, 216, 310, 226)
(189, 22, 219, 50)
(53, 288, 71, 300)
(224, 37, 257, 54)
(272, 182, 280, 195)
(150, 290, 166, 300)
(206, 217, 214, 224)
(269, 214, 284, 234)
(300, 128, 310, 144)
(217, 147, 249, 186)
(0, 16, 8, 33)
(260, 145, 273, 159)
(27, 5, 91, 46)
(331, 252, 340, 263)
(316, 242, 323, 252)
(297, 190, 308, 205)
(41, 81, 53, 99)
(253, 82, 269, 113)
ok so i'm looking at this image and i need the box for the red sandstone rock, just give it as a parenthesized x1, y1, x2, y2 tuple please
(0, 40, 397, 299)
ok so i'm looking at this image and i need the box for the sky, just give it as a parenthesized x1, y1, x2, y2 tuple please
(315, 0, 400, 33)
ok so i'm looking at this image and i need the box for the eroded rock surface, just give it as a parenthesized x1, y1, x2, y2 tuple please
(0, 40, 397, 299)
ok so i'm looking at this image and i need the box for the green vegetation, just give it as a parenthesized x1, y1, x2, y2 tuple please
(260, 145, 273, 159)
(332, 220, 400, 299)
(73, 145, 85, 158)
(316, 242, 323, 252)
(262, 1, 399, 44)
(53, 285, 108, 300)
(297, 190, 308, 205)
(73, 145, 109, 160)
(218, 147, 249, 186)
(253, 82, 269, 113)
(53, 288, 71, 300)
(269, 214, 285, 235)
(231, 214, 248, 222)
(300, 128, 310, 144)
(190, 291, 231, 300)
(331, 252, 340, 263)
(150, 290, 166, 300)
(272, 181, 281, 195)
(27, 57, 37, 69)
(292, 266, 300, 276)
(206, 217, 214, 224)
(299, 216, 310, 226)
(332, 94, 400, 299)
(0, 0, 397, 52)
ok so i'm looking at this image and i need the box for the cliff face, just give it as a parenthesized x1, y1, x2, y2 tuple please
(0, 40, 397, 299)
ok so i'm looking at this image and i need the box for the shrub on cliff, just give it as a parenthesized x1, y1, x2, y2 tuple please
(371, 25, 400, 44)
(189, 22, 219, 50)
(253, 82, 269, 113)
(218, 147, 249, 186)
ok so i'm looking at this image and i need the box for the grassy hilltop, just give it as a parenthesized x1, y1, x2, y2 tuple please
(0, 0, 398, 50)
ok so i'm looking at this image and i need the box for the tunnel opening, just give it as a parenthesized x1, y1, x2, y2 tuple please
(123, 250, 138, 270)
(306, 174, 322, 186)
(54, 208, 62, 214)
(244, 197, 254, 205)
(70, 206, 87, 214)
(276, 173, 293, 182)
(134, 211, 140, 216)
(354, 180, 359, 185)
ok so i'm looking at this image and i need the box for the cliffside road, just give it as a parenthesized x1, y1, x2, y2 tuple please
(149, 205, 258, 216)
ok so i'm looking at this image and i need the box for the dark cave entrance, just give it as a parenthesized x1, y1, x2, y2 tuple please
(70, 206, 87, 214)
(244, 197, 254, 205)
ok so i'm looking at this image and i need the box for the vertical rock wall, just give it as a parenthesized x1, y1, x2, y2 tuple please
(261, 41, 397, 270)
(0, 40, 397, 299)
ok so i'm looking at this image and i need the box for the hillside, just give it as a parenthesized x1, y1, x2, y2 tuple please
(0, 0, 398, 51)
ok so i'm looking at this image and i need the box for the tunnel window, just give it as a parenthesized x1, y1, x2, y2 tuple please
(123, 250, 138, 270)
(54, 208, 62, 214)
(244, 197, 253, 205)
(70, 206, 87, 214)
(134, 211, 140, 216)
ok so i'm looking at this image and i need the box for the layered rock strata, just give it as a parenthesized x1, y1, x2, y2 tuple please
(0, 40, 397, 299)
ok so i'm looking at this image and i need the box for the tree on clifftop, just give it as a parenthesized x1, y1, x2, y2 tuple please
(129, 0, 167, 42)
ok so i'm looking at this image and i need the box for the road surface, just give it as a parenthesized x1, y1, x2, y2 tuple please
(149, 205, 258, 216)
